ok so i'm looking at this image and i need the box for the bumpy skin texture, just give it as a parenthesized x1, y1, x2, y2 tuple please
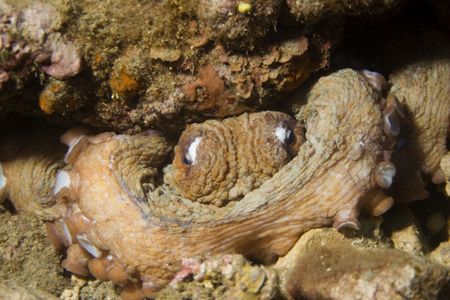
(0, 121, 67, 219)
(1, 69, 395, 299)
(441, 152, 450, 196)
(388, 58, 450, 201)
(166, 111, 304, 206)
(0, 282, 59, 300)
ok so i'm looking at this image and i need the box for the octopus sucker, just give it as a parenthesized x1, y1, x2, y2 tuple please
(360, 69, 387, 94)
(0, 69, 395, 298)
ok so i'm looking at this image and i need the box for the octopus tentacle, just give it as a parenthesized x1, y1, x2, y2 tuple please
(0, 123, 67, 219)
(0, 162, 7, 202)
(441, 152, 450, 196)
(389, 57, 450, 201)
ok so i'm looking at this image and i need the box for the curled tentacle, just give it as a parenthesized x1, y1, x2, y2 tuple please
(0, 122, 67, 219)
(165, 111, 304, 206)
(111, 133, 172, 202)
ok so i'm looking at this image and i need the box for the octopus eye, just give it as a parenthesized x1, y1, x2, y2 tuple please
(183, 136, 202, 165)
(275, 125, 295, 146)
(286, 129, 295, 145)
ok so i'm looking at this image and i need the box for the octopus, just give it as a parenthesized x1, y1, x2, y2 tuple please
(388, 57, 450, 201)
(0, 69, 400, 299)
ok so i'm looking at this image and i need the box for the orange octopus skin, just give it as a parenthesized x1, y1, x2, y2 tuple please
(0, 69, 396, 299)
(388, 57, 450, 201)
(0, 121, 67, 219)
(165, 111, 304, 206)
(441, 152, 450, 196)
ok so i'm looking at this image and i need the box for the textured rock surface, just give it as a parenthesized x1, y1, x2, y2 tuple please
(156, 255, 278, 300)
(286, 0, 406, 23)
(383, 205, 430, 255)
(0, 209, 71, 296)
(0, 282, 59, 300)
(60, 277, 119, 300)
(0, 0, 332, 133)
(276, 228, 450, 300)
(430, 241, 450, 268)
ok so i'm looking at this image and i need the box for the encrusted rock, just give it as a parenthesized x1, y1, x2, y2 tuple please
(430, 241, 450, 268)
(286, 0, 406, 23)
(383, 205, 431, 255)
(0, 210, 72, 296)
(0, 281, 59, 300)
(0, 0, 331, 133)
(197, 0, 282, 51)
(60, 277, 120, 300)
(156, 255, 279, 300)
(276, 227, 450, 300)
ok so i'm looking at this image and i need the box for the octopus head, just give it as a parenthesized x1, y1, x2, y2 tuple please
(166, 111, 304, 206)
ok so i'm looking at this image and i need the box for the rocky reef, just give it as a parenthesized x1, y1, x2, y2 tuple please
(0, 1, 449, 300)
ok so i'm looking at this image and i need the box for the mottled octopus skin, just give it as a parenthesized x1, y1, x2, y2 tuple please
(1, 69, 395, 299)
(388, 58, 450, 201)
(441, 152, 450, 196)
(165, 111, 304, 206)
(0, 122, 67, 219)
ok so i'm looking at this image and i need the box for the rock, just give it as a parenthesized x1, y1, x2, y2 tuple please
(0, 281, 59, 300)
(430, 241, 450, 268)
(197, 0, 282, 51)
(383, 205, 431, 255)
(276, 217, 392, 264)
(0, 210, 72, 296)
(276, 228, 450, 300)
(0, 0, 331, 133)
(286, 0, 407, 24)
(156, 255, 279, 300)
(60, 276, 120, 300)
(429, 217, 450, 268)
